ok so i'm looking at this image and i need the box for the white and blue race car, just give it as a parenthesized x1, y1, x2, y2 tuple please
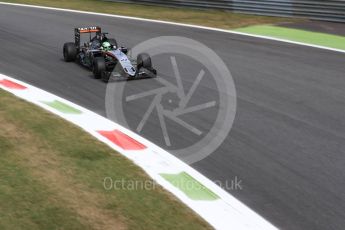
(63, 26, 157, 82)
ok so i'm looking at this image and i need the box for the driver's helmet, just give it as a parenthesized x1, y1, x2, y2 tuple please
(102, 41, 112, 51)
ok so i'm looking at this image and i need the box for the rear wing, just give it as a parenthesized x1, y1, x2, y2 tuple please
(75, 26, 101, 34)
(74, 26, 102, 49)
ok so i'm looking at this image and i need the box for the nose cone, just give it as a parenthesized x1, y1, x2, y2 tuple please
(124, 66, 136, 76)
(110, 49, 137, 77)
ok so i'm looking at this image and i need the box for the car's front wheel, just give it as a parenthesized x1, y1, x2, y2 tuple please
(101, 71, 111, 82)
(92, 57, 106, 79)
(137, 53, 152, 70)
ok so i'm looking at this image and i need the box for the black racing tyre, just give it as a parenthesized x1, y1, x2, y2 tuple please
(63, 42, 77, 62)
(101, 71, 111, 82)
(107, 38, 118, 49)
(137, 53, 152, 70)
(93, 57, 106, 79)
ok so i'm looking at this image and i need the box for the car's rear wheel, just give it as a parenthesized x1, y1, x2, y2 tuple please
(63, 42, 77, 62)
(93, 57, 106, 79)
(137, 53, 152, 69)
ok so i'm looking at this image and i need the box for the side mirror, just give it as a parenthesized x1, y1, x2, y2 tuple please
(120, 46, 128, 54)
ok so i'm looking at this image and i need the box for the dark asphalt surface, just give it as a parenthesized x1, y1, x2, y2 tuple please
(1, 4, 345, 230)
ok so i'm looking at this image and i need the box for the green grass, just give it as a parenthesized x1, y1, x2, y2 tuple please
(0, 89, 212, 230)
(2, 0, 297, 29)
(235, 25, 345, 50)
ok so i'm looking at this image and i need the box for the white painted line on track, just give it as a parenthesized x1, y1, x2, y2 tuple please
(0, 1, 344, 54)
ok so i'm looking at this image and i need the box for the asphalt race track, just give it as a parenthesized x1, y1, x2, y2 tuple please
(1, 4, 345, 229)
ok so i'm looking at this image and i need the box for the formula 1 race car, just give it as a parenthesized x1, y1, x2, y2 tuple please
(63, 26, 157, 82)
